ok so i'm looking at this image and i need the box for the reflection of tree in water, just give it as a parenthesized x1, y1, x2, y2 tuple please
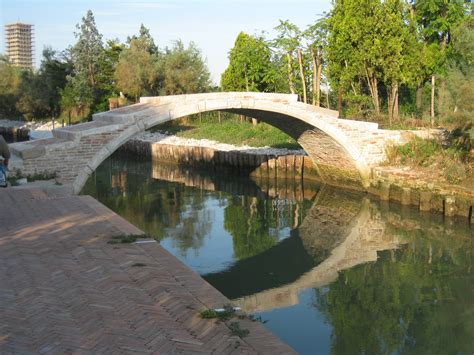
(84, 153, 313, 260)
(225, 196, 275, 260)
(82, 156, 209, 242)
(165, 192, 212, 256)
(313, 222, 474, 355)
(224, 195, 307, 260)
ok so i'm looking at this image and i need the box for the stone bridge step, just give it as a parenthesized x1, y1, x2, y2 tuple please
(9, 137, 69, 159)
(53, 120, 126, 141)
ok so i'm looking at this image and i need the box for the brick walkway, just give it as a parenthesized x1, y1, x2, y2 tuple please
(0, 187, 295, 354)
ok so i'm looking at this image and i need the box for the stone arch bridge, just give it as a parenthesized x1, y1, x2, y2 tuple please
(10, 92, 406, 194)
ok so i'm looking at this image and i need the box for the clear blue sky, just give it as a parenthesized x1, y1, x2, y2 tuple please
(0, 0, 331, 83)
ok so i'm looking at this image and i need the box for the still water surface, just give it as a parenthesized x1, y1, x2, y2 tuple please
(82, 153, 474, 354)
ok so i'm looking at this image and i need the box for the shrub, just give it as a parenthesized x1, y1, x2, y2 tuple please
(385, 137, 441, 167)
(385, 135, 470, 184)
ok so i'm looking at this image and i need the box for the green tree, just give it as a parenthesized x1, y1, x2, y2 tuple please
(444, 14, 474, 125)
(96, 39, 125, 102)
(327, 0, 385, 115)
(15, 70, 50, 120)
(38, 47, 73, 117)
(115, 38, 158, 101)
(303, 18, 329, 106)
(13, 48, 72, 121)
(273, 20, 302, 96)
(71, 10, 104, 88)
(412, 0, 468, 119)
(0, 56, 22, 118)
(327, 0, 425, 122)
(380, 0, 418, 122)
(127, 24, 159, 55)
(158, 40, 211, 95)
(221, 32, 281, 92)
(60, 75, 93, 119)
(65, 9, 105, 116)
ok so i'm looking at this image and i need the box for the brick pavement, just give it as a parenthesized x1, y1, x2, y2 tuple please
(0, 187, 295, 354)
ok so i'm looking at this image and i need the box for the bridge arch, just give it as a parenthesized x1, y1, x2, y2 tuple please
(9, 93, 387, 194)
(71, 93, 375, 193)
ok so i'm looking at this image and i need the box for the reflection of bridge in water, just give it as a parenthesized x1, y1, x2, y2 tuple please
(106, 157, 468, 315)
(204, 187, 403, 313)
(148, 162, 404, 313)
(150, 160, 320, 202)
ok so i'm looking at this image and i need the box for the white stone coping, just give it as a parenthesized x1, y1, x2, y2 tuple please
(140, 92, 299, 104)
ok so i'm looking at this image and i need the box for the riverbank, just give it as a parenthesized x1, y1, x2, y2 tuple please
(121, 132, 474, 223)
(0, 185, 295, 353)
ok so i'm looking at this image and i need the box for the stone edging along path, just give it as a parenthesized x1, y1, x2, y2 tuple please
(0, 186, 295, 354)
(121, 132, 474, 224)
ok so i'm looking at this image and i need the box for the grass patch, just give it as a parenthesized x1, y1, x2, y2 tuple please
(26, 172, 57, 182)
(385, 135, 470, 184)
(107, 233, 154, 244)
(386, 137, 440, 167)
(199, 304, 236, 321)
(9, 169, 57, 183)
(198, 304, 251, 338)
(7, 176, 20, 186)
(108, 235, 138, 244)
(155, 112, 301, 150)
(107, 234, 139, 244)
(228, 322, 249, 338)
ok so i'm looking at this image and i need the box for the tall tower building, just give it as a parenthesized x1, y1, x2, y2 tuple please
(5, 22, 34, 69)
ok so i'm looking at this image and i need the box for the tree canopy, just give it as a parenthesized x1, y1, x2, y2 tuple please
(1, 5, 471, 128)
(221, 32, 282, 92)
(0, 11, 212, 121)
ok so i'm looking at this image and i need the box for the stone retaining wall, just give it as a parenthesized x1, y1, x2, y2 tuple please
(368, 167, 473, 224)
(120, 139, 321, 182)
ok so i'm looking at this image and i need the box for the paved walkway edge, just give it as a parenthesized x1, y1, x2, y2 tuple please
(0, 187, 295, 354)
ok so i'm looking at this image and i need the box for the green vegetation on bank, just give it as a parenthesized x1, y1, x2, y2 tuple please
(155, 112, 301, 150)
(385, 134, 472, 184)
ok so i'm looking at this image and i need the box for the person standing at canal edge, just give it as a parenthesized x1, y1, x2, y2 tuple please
(0, 135, 11, 187)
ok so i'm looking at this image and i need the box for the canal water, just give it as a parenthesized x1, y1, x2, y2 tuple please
(82, 152, 474, 355)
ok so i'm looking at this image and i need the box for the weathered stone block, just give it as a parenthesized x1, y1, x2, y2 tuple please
(444, 196, 456, 217)
(379, 182, 391, 201)
(419, 191, 432, 212)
